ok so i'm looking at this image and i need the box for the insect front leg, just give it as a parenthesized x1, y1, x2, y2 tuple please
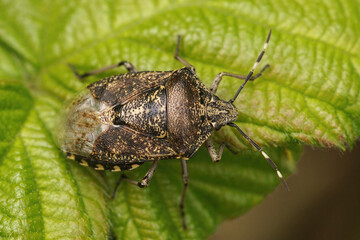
(68, 61, 137, 80)
(205, 139, 238, 162)
(205, 139, 225, 162)
(111, 160, 159, 199)
(210, 64, 270, 95)
(180, 157, 189, 229)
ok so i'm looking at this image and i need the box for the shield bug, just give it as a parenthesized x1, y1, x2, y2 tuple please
(56, 30, 288, 229)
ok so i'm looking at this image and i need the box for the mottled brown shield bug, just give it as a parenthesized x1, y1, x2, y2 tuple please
(55, 30, 288, 229)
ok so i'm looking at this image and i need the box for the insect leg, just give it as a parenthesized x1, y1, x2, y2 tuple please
(180, 157, 189, 229)
(111, 174, 130, 199)
(174, 35, 196, 73)
(111, 160, 159, 198)
(68, 61, 137, 80)
(205, 139, 239, 162)
(228, 122, 289, 191)
(210, 64, 269, 95)
(137, 160, 159, 188)
(205, 139, 226, 162)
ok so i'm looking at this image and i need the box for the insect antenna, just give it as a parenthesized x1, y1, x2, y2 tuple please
(228, 122, 289, 192)
(229, 30, 272, 103)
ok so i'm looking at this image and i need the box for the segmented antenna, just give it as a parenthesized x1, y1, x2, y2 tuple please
(228, 123, 289, 191)
(230, 30, 272, 103)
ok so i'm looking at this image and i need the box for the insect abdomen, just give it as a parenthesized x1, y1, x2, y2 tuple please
(56, 91, 110, 158)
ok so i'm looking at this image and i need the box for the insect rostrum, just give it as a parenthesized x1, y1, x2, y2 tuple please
(56, 30, 287, 229)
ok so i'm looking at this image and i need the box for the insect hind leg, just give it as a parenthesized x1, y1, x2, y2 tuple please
(68, 61, 137, 80)
(179, 157, 189, 229)
(174, 35, 196, 74)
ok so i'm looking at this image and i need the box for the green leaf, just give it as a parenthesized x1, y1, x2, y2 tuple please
(107, 146, 300, 239)
(0, 0, 359, 239)
(0, 85, 109, 239)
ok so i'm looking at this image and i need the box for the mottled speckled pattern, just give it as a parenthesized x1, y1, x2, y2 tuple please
(55, 31, 277, 230)
(57, 67, 235, 171)
(88, 70, 172, 106)
(113, 85, 167, 138)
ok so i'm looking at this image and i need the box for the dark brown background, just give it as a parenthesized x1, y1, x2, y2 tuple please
(210, 144, 360, 240)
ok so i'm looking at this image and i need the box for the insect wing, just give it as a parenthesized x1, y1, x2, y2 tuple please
(88, 71, 173, 106)
(90, 125, 178, 164)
